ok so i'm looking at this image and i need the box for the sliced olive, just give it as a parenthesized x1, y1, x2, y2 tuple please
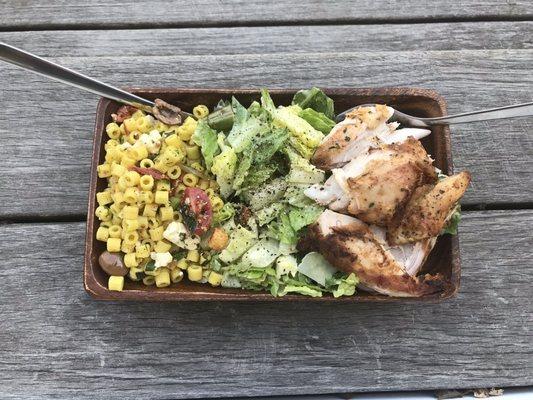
(99, 251, 128, 276)
(152, 98, 182, 125)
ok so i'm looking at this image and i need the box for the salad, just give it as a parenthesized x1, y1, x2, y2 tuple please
(94, 88, 358, 298)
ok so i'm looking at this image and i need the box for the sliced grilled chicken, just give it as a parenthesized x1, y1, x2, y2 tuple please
(305, 138, 437, 226)
(298, 210, 444, 297)
(388, 172, 471, 245)
(311, 104, 431, 170)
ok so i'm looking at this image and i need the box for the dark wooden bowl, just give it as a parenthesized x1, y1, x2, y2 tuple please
(84, 88, 460, 302)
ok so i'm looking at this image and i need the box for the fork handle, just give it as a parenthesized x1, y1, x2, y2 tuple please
(420, 101, 533, 126)
(0, 42, 155, 112)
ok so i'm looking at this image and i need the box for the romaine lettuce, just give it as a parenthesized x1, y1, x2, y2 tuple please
(261, 89, 324, 160)
(211, 134, 237, 197)
(297, 252, 337, 286)
(213, 202, 235, 225)
(442, 205, 461, 235)
(292, 87, 335, 119)
(288, 205, 323, 232)
(219, 225, 257, 263)
(299, 108, 335, 134)
(328, 273, 359, 298)
(192, 120, 220, 170)
(286, 148, 325, 184)
(275, 255, 298, 278)
(240, 238, 280, 269)
(241, 178, 288, 211)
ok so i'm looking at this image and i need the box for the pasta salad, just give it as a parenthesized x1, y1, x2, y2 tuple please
(95, 90, 359, 297)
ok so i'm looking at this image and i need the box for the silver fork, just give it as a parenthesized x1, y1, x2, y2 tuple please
(0, 42, 193, 118)
(336, 102, 533, 127)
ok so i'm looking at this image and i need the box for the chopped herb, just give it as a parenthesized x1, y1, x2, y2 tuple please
(179, 203, 197, 234)
(145, 260, 156, 272)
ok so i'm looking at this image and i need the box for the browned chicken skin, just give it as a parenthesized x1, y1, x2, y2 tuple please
(388, 171, 471, 245)
(299, 210, 445, 297)
(345, 138, 437, 225)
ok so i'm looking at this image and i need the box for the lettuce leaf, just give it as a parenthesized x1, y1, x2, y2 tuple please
(297, 252, 337, 286)
(219, 225, 257, 263)
(327, 273, 359, 298)
(286, 147, 325, 184)
(213, 202, 235, 225)
(261, 89, 324, 160)
(211, 134, 237, 198)
(192, 120, 220, 170)
(292, 87, 335, 119)
(255, 202, 284, 226)
(232, 148, 254, 192)
(284, 184, 316, 208)
(288, 205, 323, 232)
(241, 178, 288, 211)
(253, 127, 289, 164)
(240, 238, 280, 269)
(442, 205, 461, 235)
(227, 97, 264, 153)
(298, 108, 335, 134)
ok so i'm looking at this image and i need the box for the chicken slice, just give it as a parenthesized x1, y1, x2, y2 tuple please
(311, 104, 431, 170)
(298, 210, 444, 297)
(388, 172, 471, 245)
(305, 138, 437, 226)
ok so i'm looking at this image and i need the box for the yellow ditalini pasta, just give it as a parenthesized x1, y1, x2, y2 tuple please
(96, 103, 229, 290)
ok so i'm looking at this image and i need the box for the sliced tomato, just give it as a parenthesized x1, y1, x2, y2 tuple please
(181, 188, 213, 236)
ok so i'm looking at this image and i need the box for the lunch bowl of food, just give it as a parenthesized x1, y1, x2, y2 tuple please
(84, 87, 467, 302)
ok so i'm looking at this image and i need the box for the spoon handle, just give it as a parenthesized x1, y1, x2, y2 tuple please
(419, 101, 533, 126)
(0, 42, 155, 112)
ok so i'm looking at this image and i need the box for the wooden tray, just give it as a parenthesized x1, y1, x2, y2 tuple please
(84, 88, 460, 302)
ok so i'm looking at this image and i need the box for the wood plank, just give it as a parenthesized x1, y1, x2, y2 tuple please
(0, 210, 531, 399)
(0, 0, 531, 29)
(1, 22, 532, 56)
(0, 26, 532, 217)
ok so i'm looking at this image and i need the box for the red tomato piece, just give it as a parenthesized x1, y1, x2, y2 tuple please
(181, 188, 213, 236)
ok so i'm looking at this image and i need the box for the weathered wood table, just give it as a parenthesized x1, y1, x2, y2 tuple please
(0, 2, 532, 399)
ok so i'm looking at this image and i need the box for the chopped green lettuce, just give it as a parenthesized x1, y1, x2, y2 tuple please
(288, 205, 323, 232)
(442, 205, 461, 235)
(269, 213, 298, 245)
(292, 87, 335, 119)
(240, 238, 280, 269)
(299, 108, 335, 134)
(192, 120, 220, 170)
(213, 202, 235, 225)
(284, 184, 316, 207)
(297, 252, 337, 286)
(275, 255, 298, 278)
(278, 284, 323, 297)
(241, 178, 288, 211)
(255, 202, 284, 226)
(286, 148, 325, 184)
(253, 127, 289, 164)
(232, 148, 254, 192)
(226, 97, 266, 153)
(261, 89, 324, 159)
(327, 273, 359, 298)
(219, 225, 257, 263)
(211, 134, 237, 197)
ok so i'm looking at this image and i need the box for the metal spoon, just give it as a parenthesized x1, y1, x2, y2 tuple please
(0, 42, 192, 118)
(336, 101, 533, 127)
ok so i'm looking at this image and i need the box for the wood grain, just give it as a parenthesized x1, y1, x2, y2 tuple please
(0, 25, 531, 217)
(0, 210, 531, 398)
(0, 0, 531, 29)
(1, 22, 532, 56)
